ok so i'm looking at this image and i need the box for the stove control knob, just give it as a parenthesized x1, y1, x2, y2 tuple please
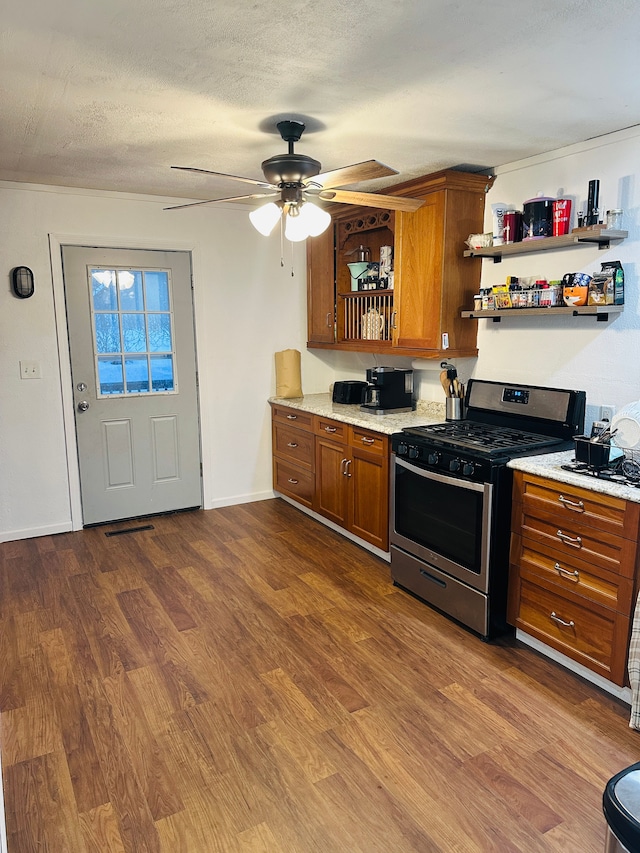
(396, 442, 408, 456)
(408, 446, 419, 459)
(463, 462, 475, 477)
(449, 458, 461, 473)
(427, 452, 440, 466)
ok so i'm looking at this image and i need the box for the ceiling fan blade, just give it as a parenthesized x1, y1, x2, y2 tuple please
(171, 166, 276, 189)
(312, 160, 398, 190)
(319, 189, 424, 212)
(164, 192, 277, 211)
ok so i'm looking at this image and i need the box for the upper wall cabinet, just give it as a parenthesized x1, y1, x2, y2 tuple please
(306, 170, 493, 359)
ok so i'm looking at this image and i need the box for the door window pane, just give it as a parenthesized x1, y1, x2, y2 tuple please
(118, 270, 144, 310)
(145, 271, 170, 310)
(90, 266, 176, 397)
(122, 313, 147, 352)
(150, 355, 174, 391)
(148, 314, 172, 352)
(94, 314, 121, 353)
(91, 270, 118, 310)
(125, 356, 149, 393)
(98, 356, 124, 395)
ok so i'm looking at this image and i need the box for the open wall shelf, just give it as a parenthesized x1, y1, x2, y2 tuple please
(463, 228, 628, 263)
(461, 305, 624, 322)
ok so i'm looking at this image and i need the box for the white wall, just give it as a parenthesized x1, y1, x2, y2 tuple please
(333, 126, 640, 427)
(0, 182, 334, 541)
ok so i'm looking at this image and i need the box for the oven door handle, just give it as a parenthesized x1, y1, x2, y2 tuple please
(394, 455, 486, 493)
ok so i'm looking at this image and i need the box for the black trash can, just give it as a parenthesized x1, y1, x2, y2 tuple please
(603, 762, 640, 852)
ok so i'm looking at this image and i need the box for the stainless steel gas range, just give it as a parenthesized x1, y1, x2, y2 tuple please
(390, 379, 586, 640)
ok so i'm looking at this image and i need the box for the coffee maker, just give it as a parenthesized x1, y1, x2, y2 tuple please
(360, 367, 415, 415)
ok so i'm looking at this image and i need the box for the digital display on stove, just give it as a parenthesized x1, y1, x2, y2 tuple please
(502, 388, 530, 405)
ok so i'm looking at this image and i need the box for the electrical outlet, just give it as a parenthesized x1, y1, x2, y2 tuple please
(599, 405, 616, 422)
(19, 360, 41, 379)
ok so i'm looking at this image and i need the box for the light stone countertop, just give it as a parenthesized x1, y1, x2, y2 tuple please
(508, 450, 640, 505)
(268, 393, 446, 435)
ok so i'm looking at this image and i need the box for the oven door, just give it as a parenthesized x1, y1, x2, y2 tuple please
(390, 454, 493, 593)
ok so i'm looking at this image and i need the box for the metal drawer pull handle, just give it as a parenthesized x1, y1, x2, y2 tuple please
(325, 426, 337, 433)
(361, 437, 375, 445)
(287, 478, 299, 485)
(344, 459, 352, 478)
(390, 310, 397, 329)
(286, 414, 297, 420)
(554, 562, 580, 581)
(326, 312, 332, 328)
(286, 442, 298, 448)
(556, 530, 582, 548)
(419, 569, 447, 588)
(550, 611, 575, 629)
(340, 458, 348, 476)
(558, 495, 585, 512)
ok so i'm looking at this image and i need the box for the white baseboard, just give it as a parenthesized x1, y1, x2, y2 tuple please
(206, 489, 276, 510)
(0, 744, 6, 853)
(0, 521, 72, 543)
(516, 629, 632, 704)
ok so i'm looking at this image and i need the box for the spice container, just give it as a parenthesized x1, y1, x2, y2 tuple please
(606, 209, 624, 230)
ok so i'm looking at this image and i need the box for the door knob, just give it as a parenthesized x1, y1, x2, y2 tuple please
(77, 400, 90, 412)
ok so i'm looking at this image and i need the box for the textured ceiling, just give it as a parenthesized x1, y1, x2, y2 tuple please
(2, 0, 640, 204)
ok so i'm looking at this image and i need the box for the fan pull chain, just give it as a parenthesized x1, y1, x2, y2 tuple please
(280, 215, 285, 267)
(291, 240, 295, 277)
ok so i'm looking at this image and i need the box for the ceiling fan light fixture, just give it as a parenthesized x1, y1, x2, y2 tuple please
(249, 201, 282, 236)
(283, 201, 331, 242)
(298, 201, 331, 237)
(283, 207, 308, 243)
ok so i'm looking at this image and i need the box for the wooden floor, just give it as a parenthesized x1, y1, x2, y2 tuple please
(1, 499, 638, 852)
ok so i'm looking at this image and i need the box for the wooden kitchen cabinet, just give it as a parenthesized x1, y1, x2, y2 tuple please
(270, 404, 390, 552)
(307, 227, 336, 344)
(271, 404, 315, 509)
(315, 421, 389, 551)
(307, 169, 491, 359)
(508, 471, 640, 685)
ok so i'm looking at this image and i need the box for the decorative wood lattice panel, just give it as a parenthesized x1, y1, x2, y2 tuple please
(342, 292, 394, 342)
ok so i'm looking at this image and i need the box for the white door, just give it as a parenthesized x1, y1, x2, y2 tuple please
(62, 246, 202, 525)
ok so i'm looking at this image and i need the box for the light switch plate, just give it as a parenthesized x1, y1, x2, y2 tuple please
(20, 360, 41, 379)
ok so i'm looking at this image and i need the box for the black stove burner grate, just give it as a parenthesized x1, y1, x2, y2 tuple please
(407, 421, 564, 454)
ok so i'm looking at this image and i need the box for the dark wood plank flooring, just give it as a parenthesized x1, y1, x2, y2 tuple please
(1, 499, 638, 851)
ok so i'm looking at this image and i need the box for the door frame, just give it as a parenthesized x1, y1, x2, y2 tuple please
(50, 233, 203, 530)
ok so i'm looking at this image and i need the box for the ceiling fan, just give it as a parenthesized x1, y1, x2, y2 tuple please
(165, 119, 425, 241)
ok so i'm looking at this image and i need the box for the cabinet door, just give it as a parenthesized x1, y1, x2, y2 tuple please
(315, 437, 348, 526)
(307, 228, 335, 344)
(393, 191, 445, 350)
(349, 446, 389, 551)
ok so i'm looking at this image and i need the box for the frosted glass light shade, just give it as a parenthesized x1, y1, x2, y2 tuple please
(284, 202, 331, 242)
(300, 201, 331, 237)
(249, 202, 282, 236)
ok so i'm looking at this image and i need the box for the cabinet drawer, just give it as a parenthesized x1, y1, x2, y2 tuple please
(517, 535, 634, 613)
(517, 473, 638, 539)
(271, 405, 314, 432)
(315, 417, 348, 440)
(273, 459, 314, 508)
(520, 512, 634, 577)
(272, 423, 314, 469)
(350, 426, 387, 456)
(515, 576, 629, 684)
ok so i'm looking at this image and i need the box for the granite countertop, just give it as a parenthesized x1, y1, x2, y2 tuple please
(508, 450, 640, 505)
(269, 393, 446, 435)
